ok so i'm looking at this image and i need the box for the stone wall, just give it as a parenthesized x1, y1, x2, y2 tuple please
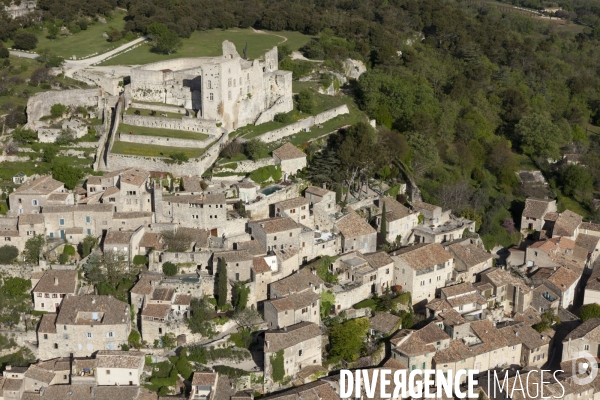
(106, 129, 229, 175)
(256, 105, 349, 143)
(121, 114, 221, 135)
(25, 89, 107, 130)
(254, 96, 295, 125)
(119, 132, 213, 148)
(245, 183, 302, 220)
(218, 157, 276, 174)
(72, 70, 122, 96)
(128, 102, 187, 115)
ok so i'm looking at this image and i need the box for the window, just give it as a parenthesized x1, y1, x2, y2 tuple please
(108, 332, 114, 338)
(59, 218, 65, 226)
(228, 78, 232, 87)
(209, 93, 213, 101)
(106, 370, 111, 375)
(420, 280, 425, 286)
(63, 325, 67, 330)
(273, 236, 277, 241)
(299, 349, 303, 356)
(86, 333, 92, 338)
(37, 293, 41, 297)
(228, 91, 232, 100)
(43, 334, 48, 339)
(86, 216, 91, 223)
(289, 232, 292, 237)
(208, 80, 212, 89)
(52, 294, 57, 298)
(32, 199, 38, 206)
(585, 344, 590, 351)
(54, 343, 58, 349)
(87, 229, 92, 235)
(27, 231, 35, 236)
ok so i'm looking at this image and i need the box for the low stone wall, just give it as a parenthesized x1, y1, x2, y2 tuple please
(129, 102, 187, 115)
(119, 132, 213, 148)
(122, 114, 220, 135)
(72, 70, 122, 96)
(254, 96, 294, 125)
(256, 105, 349, 143)
(245, 183, 301, 220)
(219, 157, 276, 174)
(0, 155, 31, 162)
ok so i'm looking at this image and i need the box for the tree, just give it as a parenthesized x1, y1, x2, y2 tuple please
(46, 24, 60, 39)
(52, 162, 83, 190)
(0, 47, 8, 59)
(169, 152, 188, 164)
(83, 253, 103, 285)
(561, 164, 594, 202)
(30, 68, 53, 86)
(329, 317, 369, 362)
(2, 277, 31, 296)
(515, 113, 564, 160)
(296, 89, 316, 114)
(187, 297, 217, 337)
(154, 29, 182, 55)
(162, 262, 177, 276)
(50, 104, 67, 118)
(23, 235, 45, 264)
(107, 28, 122, 42)
(244, 139, 267, 160)
(133, 255, 147, 266)
(581, 303, 600, 322)
(102, 250, 132, 286)
(80, 235, 98, 257)
(232, 308, 262, 330)
(37, 49, 64, 68)
(379, 201, 387, 242)
(42, 145, 59, 163)
(233, 281, 250, 310)
(13, 33, 38, 50)
(217, 257, 228, 307)
(12, 128, 37, 144)
(0, 245, 19, 264)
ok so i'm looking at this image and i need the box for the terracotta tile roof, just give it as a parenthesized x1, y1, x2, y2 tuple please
(176, 227, 209, 248)
(435, 308, 467, 326)
(270, 268, 323, 296)
(42, 204, 113, 214)
(267, 291, 319, 312)
(214, 249, 253, 263)
(56, 295, 129, 326)
(522, 198, 554, 219)
(33, 270, 78, 294)
(370, 312, 401, 334)
(272, 142, 306, 161)
(139, 233, 163, 250)
(64, 227, 82, 234)
(581, 222, 600, 232)
(86, 176, 101, 185)
(235, 181, 257, 189)
(236, 240, 266, 256)
(38, 313, 57, 333)
(335, 211, 376, 239)
(482, 268, 531, 293)
(393, 323, 449, 357)
(305, 186, 330, 197)
(18, 214, 44, 225)
(262, 381, 339, 400)
(47, 192, 69, 202)
(264, 322, 321, 353)
(499, 323, 552, 350)
(141, 304, 170, 318)
(24, 366, 55, 383)
(433, 339, 473, 364)
(391, 243, 452, 271)
(564, 318, 600, 341)
(544, 212, 559, 221)
(425, 298, 453, 312)
(191, 372, 218, 386)
(12, 175, 63, 195)
(547, 267, 579, 292)
(120, 169, 149, 187)
(104, 230, 134, 244)
(412, 201, 440, 213)
(101, 186, 120, 199)
(274, 247, 299, 262)
(362, 251, 393, 269)
(470, 320, 509, 350)
(181, 176, 202, 192)
(275, 197, 309, 210)
(130, 275, 154, 295)
(167, 193, 225, 205)
(113, 212, 153, 219)
(553, 210, 583, 237)
(173, 294, 191, 306)
(252, 217, 300, 234)
(448, 243, 492, 268)
(252, 257, 271, 274)
(441, 282, 475, 298)
(586, 261, 600, 292)
(96, 350, 144, 369)
(151, 288, 174, 301)
(576, 233, 599, 254)
(447, 292, 487, 308)
(381, 197, 411, 221)
(3, 378, 22, 391)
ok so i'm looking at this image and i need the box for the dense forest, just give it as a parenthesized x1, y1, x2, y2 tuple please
(3, 0, 600, 249)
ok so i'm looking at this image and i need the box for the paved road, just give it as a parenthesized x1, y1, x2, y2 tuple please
(10, 36, 148, 77)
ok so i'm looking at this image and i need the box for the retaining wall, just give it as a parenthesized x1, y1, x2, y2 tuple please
(129, 102, 187, 115)
(122, 114, 220, 135)
(245, 183, 301, 220)
(254, 96, 294, 125)
(219, 158, 276, 174)
(72, 70, 122, 96)
(119, 132, 213, 148)
(256, 105, 349, 143)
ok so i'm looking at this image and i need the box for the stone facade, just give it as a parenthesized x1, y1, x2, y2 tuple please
(130, 41, 292, 131)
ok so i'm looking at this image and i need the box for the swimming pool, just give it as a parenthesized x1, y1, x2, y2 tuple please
(180, 277, 200, 283)
(260, 185, 283, 196)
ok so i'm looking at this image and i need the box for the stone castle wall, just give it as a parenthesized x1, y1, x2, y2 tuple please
(121, 114, 221, 135)
(219, 158, 276, 174)
(119, 132, 214, 148)
(254, 96, 294, 125)
(72, 70, 122, 96)
(128, 102, 187, 115)
(256, 105, 349, 143)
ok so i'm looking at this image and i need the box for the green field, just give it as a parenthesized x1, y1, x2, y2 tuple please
(118, 123, 210, 141)
(111, 140, 209, 158)
(101, 28, 312, 66)
(8, 10, 130, 59)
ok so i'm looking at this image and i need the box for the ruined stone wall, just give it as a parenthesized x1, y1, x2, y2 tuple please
(107, 130, 229, 175)
(219, 158, 276, 174)
(256, 105, 350, 143)
(121, 114, 221, 135)
(119, 132, 213, 148)
(25, 89, 107, 130)
(244, 183, 302, 220)
(253, 96, 294, 126)
(72, 70, 122, 96)
(128, 102, 187, 115)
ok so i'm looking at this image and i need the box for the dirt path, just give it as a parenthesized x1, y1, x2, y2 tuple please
(251, 28, 288, 45)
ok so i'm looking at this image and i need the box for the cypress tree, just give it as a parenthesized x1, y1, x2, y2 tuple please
(217, 257, 228, 307)
(380, 202, 387, 242)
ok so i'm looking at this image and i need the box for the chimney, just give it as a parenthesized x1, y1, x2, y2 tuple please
(91, 298, 95, 304)
(54, 277, 58, 285)
(322, 183, 326, 189)
(6, 365, 11, 371)
(515, 331, 519, 337)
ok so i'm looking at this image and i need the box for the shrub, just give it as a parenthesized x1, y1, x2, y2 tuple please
(296, 89, 316, 114)
(169, 152, 188, 164)
(50, 104, 67, 118)
(63, 245, 76, 256)
(13, 33, 38, 50)
(244, 139, 267, 160)
(162, 262, 177, 276)
(0, 245, 19, 264)
(274, 112, 293, 123)
(133, 255, 148, 266)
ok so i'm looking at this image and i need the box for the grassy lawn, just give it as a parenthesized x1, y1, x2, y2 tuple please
(556, 191, 591, 218)
(118, 123, 209, 141)
(264, 30, 313, 51)
(101, 28, 294, 66)
(124, 107, 187, 119)
(111, 140, 208, 158)
(7, 10, 130, 59)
